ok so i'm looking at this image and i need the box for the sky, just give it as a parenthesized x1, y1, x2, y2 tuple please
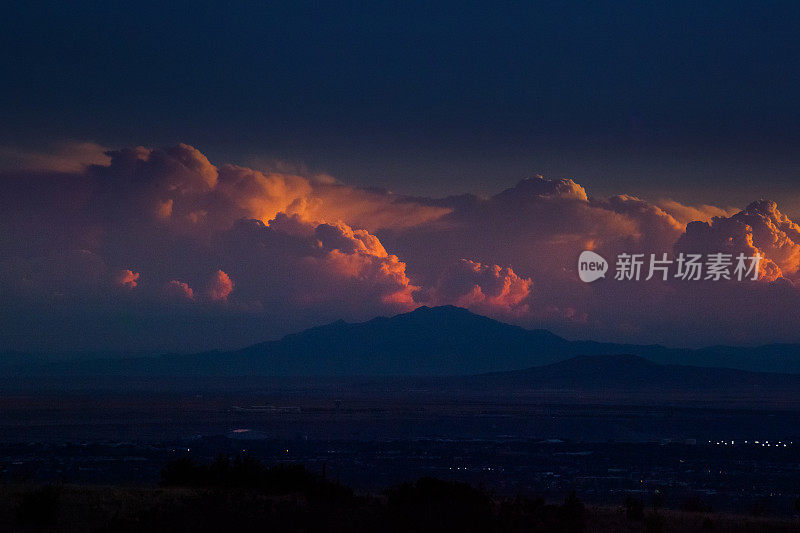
(3, 2, 800, 203)
(2, 2, 800, 352)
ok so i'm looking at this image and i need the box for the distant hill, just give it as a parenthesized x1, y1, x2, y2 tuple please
(6, 305, 800, 378)
(462, 354, 800, 392)
(221, 306, 800, 376)
(227, 305, 568, 376)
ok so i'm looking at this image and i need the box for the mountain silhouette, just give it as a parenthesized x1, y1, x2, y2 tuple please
(6, 305, 800, 378)
(227, 305, 569, 375)
(218, 306, 800, 376)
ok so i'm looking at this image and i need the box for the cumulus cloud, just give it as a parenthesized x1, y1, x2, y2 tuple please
(493, 175, 589, 203)
(378, 173, 800, 346)
(219, 215, 418, 315)
(165, 280, 194, 300)
(287, 185, 451, 232)
(207, 270, 233, 301)
(114, 269, 140, 289)
(381, 176, 689, 293)
(656, 199, 739, 226)
(424, 259, 533, 317)
(80, 143, 448, 239)
(675, 200, 800, 281)
(315, 222, 389, 257)
(3, 142, 800, 351)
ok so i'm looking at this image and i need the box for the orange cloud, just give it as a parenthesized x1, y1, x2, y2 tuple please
(6, 142, 800, 350)
(114, 269, 140, 289)
(164, 280, 194, 300)
(291, 184, 451, 232)
(426, 259, 533, 317)
(657, 199, 739, 226)
(315, 222, 388, 257)
(207, 270, 233, 301)
(675, 200, 800, 281)
(84, 144, 448, 239)
(299, 219, 419, 309)
(215, 164, 313, 225)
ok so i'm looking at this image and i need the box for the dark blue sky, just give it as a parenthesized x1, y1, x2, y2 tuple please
(3, 1, 800, 206)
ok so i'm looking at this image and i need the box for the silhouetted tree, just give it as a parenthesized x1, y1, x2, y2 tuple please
(558, 491, 586, 532)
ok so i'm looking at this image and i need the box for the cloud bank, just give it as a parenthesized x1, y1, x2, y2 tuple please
(1, 143, 798, 351)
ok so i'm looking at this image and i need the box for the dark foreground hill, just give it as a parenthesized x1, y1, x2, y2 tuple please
(3, 473, 798, 533)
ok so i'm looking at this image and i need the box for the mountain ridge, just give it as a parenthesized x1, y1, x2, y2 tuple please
(5, 306, 800, 377)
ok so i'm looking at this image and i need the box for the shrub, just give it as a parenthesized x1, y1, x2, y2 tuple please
(558, 491, 586, 532)
(625, 496, 645, 521)
(680, 496, 711, 513)
(159, 456, 354, 505)
(15, 484, 61, 527)
(387, 477, 494, 532)
(644, 511, 665, 532)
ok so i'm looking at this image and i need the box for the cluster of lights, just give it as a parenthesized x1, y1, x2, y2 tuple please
(707, 440, 792, 447)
